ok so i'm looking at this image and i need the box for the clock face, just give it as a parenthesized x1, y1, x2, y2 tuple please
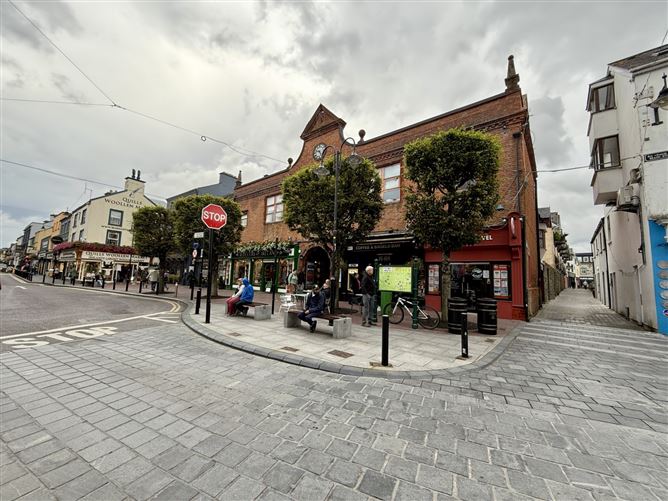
(313, 143, 327, 161)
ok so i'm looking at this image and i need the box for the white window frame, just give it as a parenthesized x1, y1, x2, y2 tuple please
(265, 194, 283, 223)
(105, 230, 121, 246)
(241, 213, 248, 228)
(380, 163, 401, 204)
(108, 209, 123, 226)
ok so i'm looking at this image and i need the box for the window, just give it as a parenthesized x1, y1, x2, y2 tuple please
(265, 194, 283, 223)
(591, 136, 620, 170)
(380, 164, 401, 203)
(105, 230, 121, 246)
(40, 238, 49, 251)
(108, 209, 123, 226)
(78, 230, 84, 241)
(81, 209, 87, 224)
(588, 84, 615, 112)
(73, 213, 79, 227)
(538, 230, 546, 250)
(241, 213, 248, 228)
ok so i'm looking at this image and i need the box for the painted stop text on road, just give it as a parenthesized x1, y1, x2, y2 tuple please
(2, 326, 119, 350)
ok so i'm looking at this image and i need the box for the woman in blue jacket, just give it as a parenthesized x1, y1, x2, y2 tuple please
(236, 278, 254, 316)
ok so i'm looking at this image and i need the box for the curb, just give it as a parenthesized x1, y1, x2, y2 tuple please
(180, 302, 524, 380)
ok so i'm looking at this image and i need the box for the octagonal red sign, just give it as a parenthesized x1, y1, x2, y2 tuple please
(201, 204, 227, 230)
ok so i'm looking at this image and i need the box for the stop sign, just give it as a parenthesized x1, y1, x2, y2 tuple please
(201, 204, 227, 230)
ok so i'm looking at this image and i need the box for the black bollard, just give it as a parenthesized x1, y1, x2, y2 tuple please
(139, 280, 143, 293)
(62, 272, 66, 285)
(42, 272, 46, 283)
(125, 279, 130, 292)
(113, 278, 116, 290)
(52, 272, 55, 284)
(381, 315, 390, 367)
(101, 278, 105, 289)
(460, 313, 469, 358)
(190, 283, 194, 301)
(195, 289, 201, 315)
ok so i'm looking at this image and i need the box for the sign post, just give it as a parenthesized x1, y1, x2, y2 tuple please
(201, 204, 227, 324)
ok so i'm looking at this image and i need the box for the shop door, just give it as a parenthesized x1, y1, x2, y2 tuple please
(450, 263, 493, 310)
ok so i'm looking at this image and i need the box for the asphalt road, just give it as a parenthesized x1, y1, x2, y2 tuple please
(0, 273, 181, 352)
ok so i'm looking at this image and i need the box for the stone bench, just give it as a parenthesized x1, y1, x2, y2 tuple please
(284, 311, 352, 339)
(222, 301, 270, 320)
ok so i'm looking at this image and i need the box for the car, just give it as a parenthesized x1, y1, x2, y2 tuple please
(0, 263, 8, 272)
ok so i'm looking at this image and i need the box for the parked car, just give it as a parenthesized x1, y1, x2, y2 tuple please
(0, 263, 8, 272)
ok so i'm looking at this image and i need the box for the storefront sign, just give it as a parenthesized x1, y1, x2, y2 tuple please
(59, 250, 77, 261)
(354, 242, 404, 251)
(81, 250, 150, 263)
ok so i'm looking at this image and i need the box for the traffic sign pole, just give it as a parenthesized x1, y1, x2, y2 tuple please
(205, 228, 214, 324)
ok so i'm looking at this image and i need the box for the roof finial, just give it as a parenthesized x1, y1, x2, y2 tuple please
(505, 55, 520, 92)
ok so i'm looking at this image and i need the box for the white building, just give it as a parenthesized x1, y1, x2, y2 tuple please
(587, 44, 668, 333)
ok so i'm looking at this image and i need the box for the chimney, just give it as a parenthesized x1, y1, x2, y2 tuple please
(124, 170, 146, 193)
(235, 170, 242, 188)
(505, 55, 520, 92)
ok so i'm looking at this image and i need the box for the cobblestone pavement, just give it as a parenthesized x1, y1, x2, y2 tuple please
(1, 292, 667, 500)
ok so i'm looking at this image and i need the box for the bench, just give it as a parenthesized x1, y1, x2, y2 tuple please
(224, 301, 270, 320)
(284, 311, 352, 338)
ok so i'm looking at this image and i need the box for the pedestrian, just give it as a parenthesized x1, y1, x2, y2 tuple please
(297, 284, 325, 333)
(226, 277, 245, 316)
(69, 268, 77, 285)
(350, 272, 361, 294)
(321, 279, 332, 313)
(287, 269, 298, 294)
(148, 268, 159, 291)
(360, 265, 376, 327)
(236, 278, 254, 316)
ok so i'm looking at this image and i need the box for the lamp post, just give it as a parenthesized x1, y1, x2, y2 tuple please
(314, 137, 361, 311)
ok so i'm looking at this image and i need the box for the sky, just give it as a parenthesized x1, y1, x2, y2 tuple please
(1, 0, 667, 251)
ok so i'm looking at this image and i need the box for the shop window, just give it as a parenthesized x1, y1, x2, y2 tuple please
(588, 84, 615, 113)
(106, 230, 121, 246)
(427, 263, 440, 294)
(380, 164, 401, 203)
(591, 136, 620, 170)
(108, 209, 123, 226)
(81, 209, 87, 224)
(450, 262, 511, 308)
(265, 194, 283, 223)
(241, 212, 248, 228)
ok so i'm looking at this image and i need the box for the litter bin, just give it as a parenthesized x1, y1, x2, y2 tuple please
(477, 298, 497, 335)
(447, 297, 468, 333)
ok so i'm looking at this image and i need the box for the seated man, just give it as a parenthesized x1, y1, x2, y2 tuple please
(297, 285, 325, 333)
(236, 278, 254, 316)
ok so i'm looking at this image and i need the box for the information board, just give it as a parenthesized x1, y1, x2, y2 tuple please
(379, 266, 412, 293)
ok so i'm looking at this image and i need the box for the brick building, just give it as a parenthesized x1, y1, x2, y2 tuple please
(229, 56, 540, 320)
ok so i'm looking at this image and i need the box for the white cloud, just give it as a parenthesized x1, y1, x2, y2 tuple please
(1, 1, 665, 251)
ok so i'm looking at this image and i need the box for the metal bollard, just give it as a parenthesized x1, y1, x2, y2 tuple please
(190, 284, 194, 300)
(139, 280, 143, 293)
(381, 315, 389, 367)
(125, 279, 130, 292)
(42, 272, 46, 283)
(52, 273, 56, 285)
(460, 313, 469, 358)
(62, 273, 66, 285)
(102, 278, 105, 289)
(195, 289, 201, 314)
(113, 279, 116, 290)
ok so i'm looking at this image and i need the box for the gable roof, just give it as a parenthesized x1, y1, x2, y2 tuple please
(300, 104, 346, 141)
(609, 44, 668, 73)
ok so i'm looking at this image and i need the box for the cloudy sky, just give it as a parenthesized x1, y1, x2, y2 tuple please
(1, 1, 666, 251)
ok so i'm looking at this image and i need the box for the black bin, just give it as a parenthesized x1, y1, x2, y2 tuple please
(477, 298, 497, 335)
(447, 297, 468, 333)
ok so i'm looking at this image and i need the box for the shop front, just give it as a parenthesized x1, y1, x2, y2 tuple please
(424, 214, 527, 320)
(226, 242, 299, 292)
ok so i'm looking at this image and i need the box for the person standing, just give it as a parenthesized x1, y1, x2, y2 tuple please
(287, 269, 298, 293)
(360, 265, 376, 327)
(148, 268, 159, 291)
(298, 285, 325, 333)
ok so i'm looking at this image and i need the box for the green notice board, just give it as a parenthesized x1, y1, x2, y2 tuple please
(379, 266, 412, 293)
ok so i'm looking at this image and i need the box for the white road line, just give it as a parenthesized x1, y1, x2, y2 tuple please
(15, 286, 26, 290)
(7, 274, 30, 284)
(0, 312, 173, 340)
(143, 316, 178, 324)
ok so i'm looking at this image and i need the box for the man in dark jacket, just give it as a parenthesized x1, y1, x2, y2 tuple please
(360, 265, 376, 327)
(298, 285, 325, 332)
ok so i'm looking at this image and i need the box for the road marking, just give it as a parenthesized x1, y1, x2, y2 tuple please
(15, 286, 26, 290)
(3, 326, 119, 350)
(7, 274, 30, 284)
(0, 311, 173, 340)
(143, 316, 178, 323)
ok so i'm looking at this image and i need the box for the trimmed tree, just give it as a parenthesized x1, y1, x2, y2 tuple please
(132, 206, 174, 293)
(404, 128, 501, 316)
(282, 157, 384, 306)
(171, 194, 243, 296)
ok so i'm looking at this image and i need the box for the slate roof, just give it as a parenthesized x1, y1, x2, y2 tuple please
(538, 207, 552, 220)
(609, 44, 668, 72)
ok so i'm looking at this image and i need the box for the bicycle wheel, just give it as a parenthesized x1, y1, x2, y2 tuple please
(418, 305, 440, 330)
(383, 302, 404, 324)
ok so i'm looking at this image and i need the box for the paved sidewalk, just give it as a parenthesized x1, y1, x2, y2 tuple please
(185, 304, 520, 374)
(536, 289, 645, 330)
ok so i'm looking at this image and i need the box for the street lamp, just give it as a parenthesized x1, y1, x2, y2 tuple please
(649, 74, 668, 111)
(314, 137, 362, 310)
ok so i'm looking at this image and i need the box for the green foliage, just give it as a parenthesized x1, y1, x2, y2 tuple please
(132, 206, 174, 262)
(234, 241, 293, 257)
(404, 128, 501, 253)
(281, 157, 383, 257)
(171, 194, 243, 258)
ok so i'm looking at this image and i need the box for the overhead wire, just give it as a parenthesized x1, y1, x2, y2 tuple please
(1, 98, 113, 107)
(0, 158, 168, 201)
(5, 0, 285, 166)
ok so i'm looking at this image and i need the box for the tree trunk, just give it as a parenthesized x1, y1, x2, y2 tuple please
(440, 252, 451, 321)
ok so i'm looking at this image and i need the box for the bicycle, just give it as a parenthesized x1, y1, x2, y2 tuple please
(383, 296, 440, 330)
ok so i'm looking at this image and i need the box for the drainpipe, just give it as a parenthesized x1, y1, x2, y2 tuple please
(601, 218, 612, 308)
(521, 216, 529, 320)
